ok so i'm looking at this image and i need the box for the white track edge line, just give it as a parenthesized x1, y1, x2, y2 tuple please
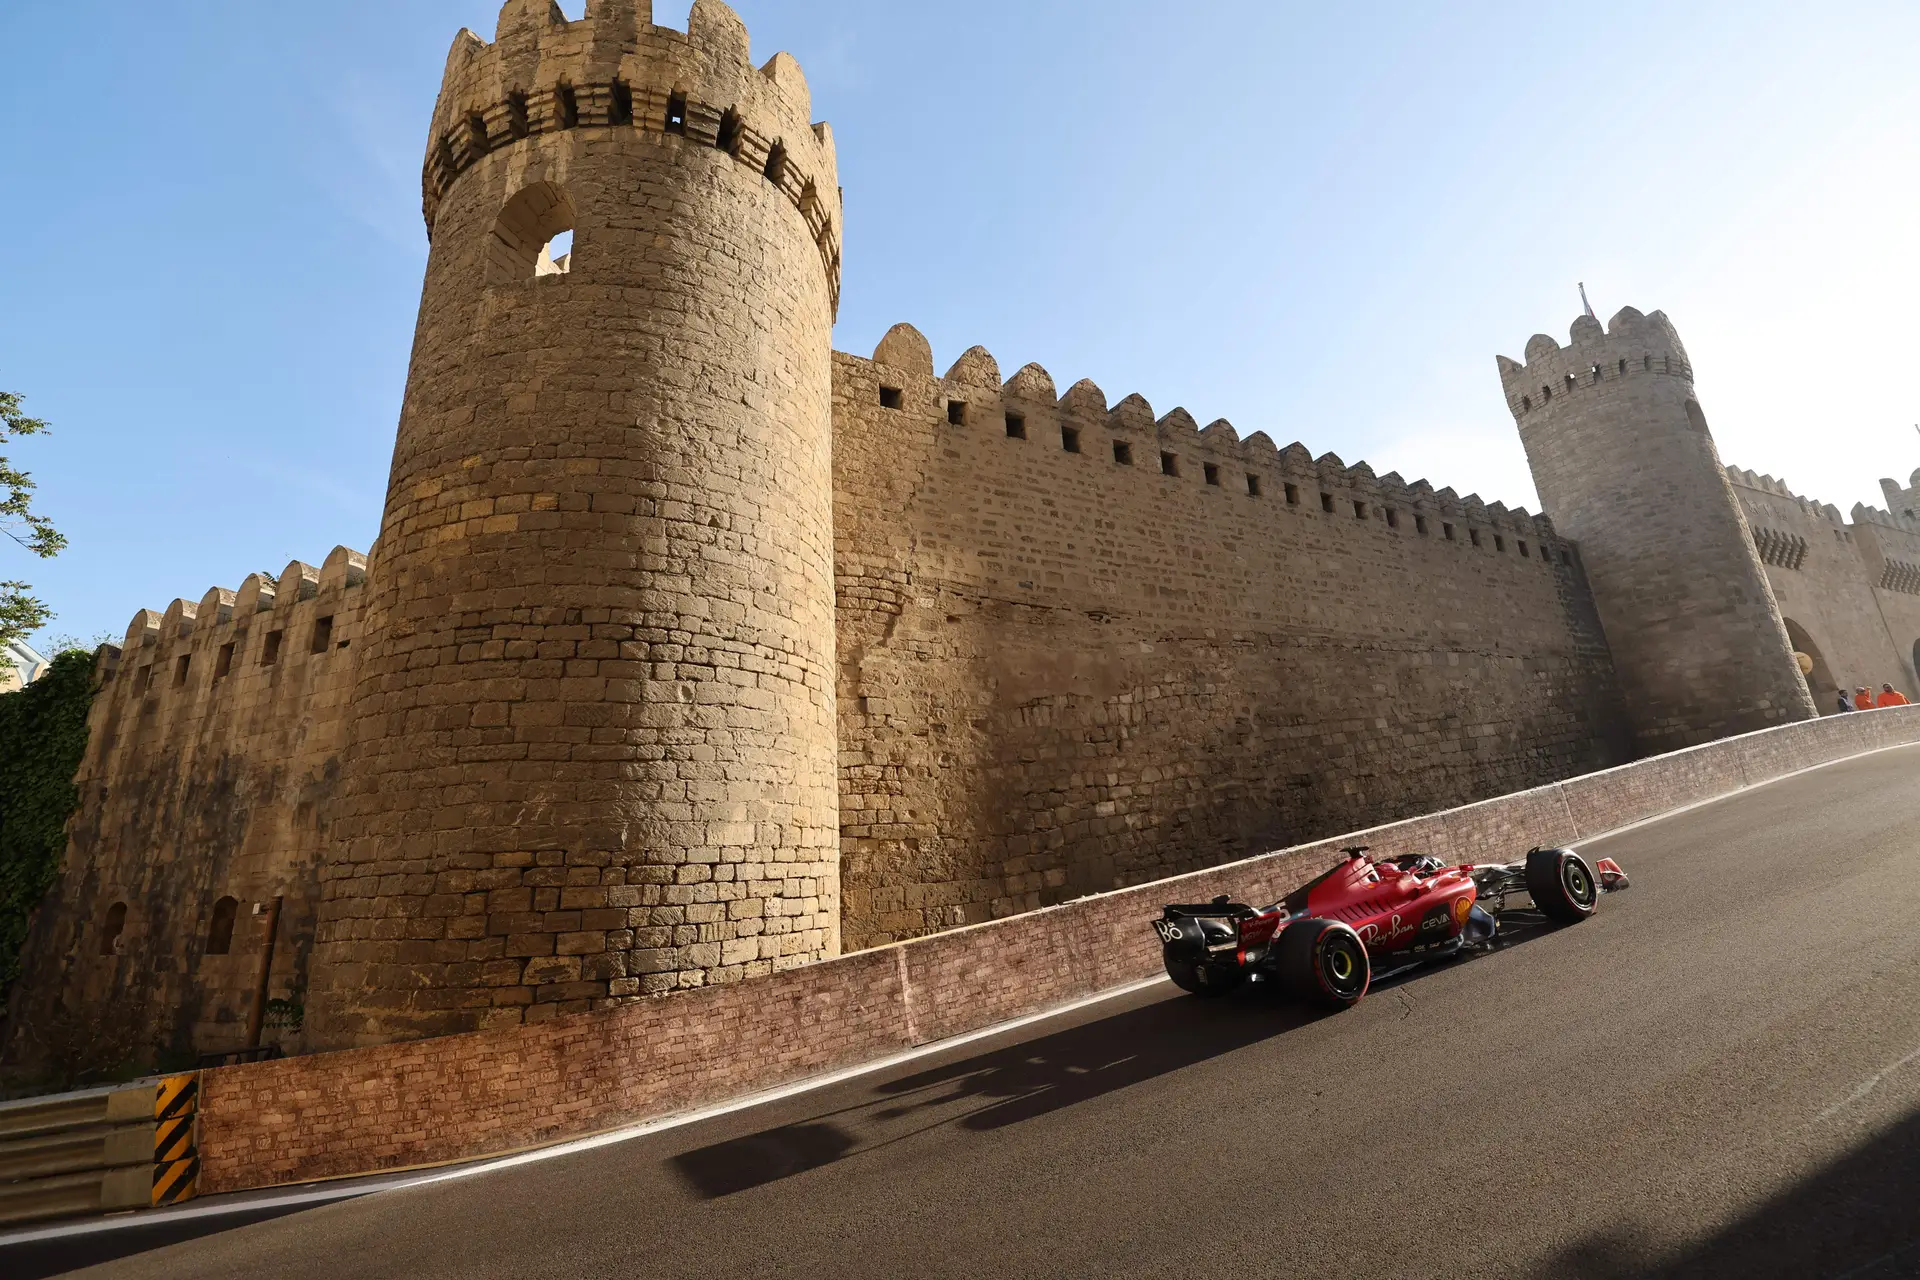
(8, 736, 1914, 1247)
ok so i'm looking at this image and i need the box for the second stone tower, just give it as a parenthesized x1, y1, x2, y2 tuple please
(1501, 306, 1815, 755)
(310, 0, 843, 1045)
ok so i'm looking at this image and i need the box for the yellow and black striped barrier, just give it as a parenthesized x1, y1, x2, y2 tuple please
(152, 1072, 199, 1207)
(0, 1070, 200, 1225)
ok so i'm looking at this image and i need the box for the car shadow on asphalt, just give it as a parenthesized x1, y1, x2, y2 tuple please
(1534, 1103, 1920, 1279)
(670, 913, 1570, 1200)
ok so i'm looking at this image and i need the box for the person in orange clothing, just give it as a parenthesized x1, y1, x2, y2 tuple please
(1877, 683, 1910, 707)
(1856, 686, 1876, 711)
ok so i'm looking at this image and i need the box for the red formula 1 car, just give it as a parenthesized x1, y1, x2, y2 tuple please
(1152, 845, 1629, 1008)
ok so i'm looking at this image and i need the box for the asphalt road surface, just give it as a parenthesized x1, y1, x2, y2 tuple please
(14, 744, 1920, 1279)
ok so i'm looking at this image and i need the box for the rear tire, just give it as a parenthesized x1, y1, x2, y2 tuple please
(1526, 847, 1599, 923)
(1165, 957, 1242, 997)
(1274, 919, 1370, 1008)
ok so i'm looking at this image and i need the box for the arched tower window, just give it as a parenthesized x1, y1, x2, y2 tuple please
(487, 181, 576, 282)
(100, 902, 128, 956)
(206, 896, 239, 955)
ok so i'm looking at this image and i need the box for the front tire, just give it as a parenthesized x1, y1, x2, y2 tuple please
(1526, 847, 1600, 923)
(1165, 957, 1243, 997)
(1275, 919, 1370, 1008)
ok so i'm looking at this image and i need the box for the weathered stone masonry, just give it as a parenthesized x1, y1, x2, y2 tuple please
(7, 0, 1918, 1070)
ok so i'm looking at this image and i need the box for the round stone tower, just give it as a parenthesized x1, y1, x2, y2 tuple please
(1500, 306, 1814, 755)
(309, 0, 843, 1046)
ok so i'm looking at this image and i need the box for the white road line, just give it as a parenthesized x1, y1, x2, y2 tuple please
(1814, 1042, 1920, 1126)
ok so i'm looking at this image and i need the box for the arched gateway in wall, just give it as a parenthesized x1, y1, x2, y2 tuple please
(1782, 618, 1838, 713)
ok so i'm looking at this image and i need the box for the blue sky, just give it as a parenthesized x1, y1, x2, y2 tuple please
(5, 1, 1920, 652)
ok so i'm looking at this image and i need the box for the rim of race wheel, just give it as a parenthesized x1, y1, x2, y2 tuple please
(1322, 935, 1365, 996)
(1563, 858, 1595, 906)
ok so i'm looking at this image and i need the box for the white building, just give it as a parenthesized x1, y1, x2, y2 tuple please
(2, 637, 48, 694)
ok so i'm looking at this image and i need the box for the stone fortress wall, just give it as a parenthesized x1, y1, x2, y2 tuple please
(8, 0, 1920, 1071)
(831, 326, 1630, 948)
(1730, 465, 1920, 707)
(4, 550, 367, 1059)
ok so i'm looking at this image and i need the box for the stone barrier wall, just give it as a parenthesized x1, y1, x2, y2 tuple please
(196, 705, 1920, 1193)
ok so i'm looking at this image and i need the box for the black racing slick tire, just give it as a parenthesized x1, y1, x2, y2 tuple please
(1526, 847, 1600, 924)
(1164, 958, 1243, 997)
(1275, 919, 1370, 1009)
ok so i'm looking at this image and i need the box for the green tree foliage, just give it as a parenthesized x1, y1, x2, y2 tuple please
(1, 390, 67, 649)
(0, 649, 96, 1018)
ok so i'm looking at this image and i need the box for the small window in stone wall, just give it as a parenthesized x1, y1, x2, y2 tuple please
(1469, 529, 1482, 547)
(262, 630, 283, 667)
(1284, 483, 1299, 505)
(1203, 463, 1220, 486)
(1385, 508, 1400, 530)
(1352, 500, 1367, 520)
(1113, 440, 1132, 466)
(1160, 452, 1179, 477)
(206, 896, 239, 955)
(138, 665, 154, 692)
(1320, 492, 1335, 513)
(609, 80, 634, 126)
(879, 387, 903, 410)
(764, 141, 788, 185)
(1061, 426, 1081, 453)
(100, 902, 128, 956)
(666, 91, 688, 135)
(947, 400, 967, 425)
(1415, 514, 1429, 536)
(174, 653, 191, 686)
(1443, 523, 1456, 541)
(214, 642, 234, 681)
(1005, 412, 1026, 439)
(1684, 399, 1711, 436)
(489, 181, 576, 282)
(1519, 540, 1530, 558)
(312, 616, 334, 654)
(1494, 534, 1506, 552)
(714, 107, 744, 156)
(1246, 473, 1261, 497)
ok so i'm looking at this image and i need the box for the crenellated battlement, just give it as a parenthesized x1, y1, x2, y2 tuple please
(1723, 465, 1848, 528)
(424, 0, 841, 311)
(1496, 307, 1695, 422)
(855, 322, 1568, 552)
(108, 546, 368, 671)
